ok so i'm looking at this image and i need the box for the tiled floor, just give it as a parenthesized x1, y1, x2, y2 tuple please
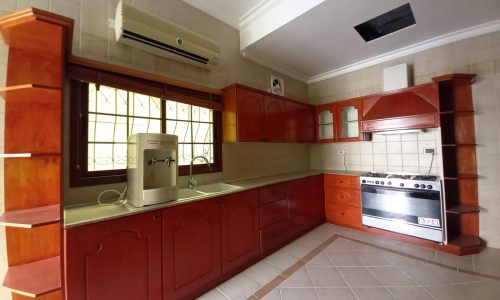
(198, 224, 500, 300)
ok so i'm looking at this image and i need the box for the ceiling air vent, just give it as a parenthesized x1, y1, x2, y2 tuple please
(354, 3, 416, 42)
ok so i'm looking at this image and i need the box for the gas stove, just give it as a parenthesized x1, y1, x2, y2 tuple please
(360, 172, 441, 191)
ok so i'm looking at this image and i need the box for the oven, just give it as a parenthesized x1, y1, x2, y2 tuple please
(360, 173, 444, 242)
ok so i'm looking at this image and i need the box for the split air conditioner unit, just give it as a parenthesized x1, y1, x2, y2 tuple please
(114, 1, 220, 70)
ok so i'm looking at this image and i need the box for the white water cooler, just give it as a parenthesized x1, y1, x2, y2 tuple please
(127, 133, 178, 207)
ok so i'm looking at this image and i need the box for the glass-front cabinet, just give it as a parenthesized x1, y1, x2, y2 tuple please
(315, 104, 336, 142)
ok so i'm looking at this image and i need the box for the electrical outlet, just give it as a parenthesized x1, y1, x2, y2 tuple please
(339, 149, 347, 155)
(423, 148, 436, 154)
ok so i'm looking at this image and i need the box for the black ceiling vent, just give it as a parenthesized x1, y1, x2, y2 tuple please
(354, 3, 416, 42)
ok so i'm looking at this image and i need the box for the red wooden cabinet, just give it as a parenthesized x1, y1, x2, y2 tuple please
(324, 174, 362, 229)
(64, 211, 162, 300)
(336, 99, 363, 142)
(288, 175, 324, 237)
(220, 189, 260, 274)
(163, 199, 221, 300)
(286, 101, 315, 143)
(264, 95, 287, 142)
(235, 88, 265, 142)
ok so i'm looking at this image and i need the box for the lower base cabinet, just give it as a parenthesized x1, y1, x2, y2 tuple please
(289, 174, 325, 237)
(163, 189, 260, 300)
(324, 174, 362, 229)
(64, 211, 163, 300)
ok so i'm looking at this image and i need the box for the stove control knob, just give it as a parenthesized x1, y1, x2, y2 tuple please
(414, 184, 419, 188)
(387, 181, 392, 185)
(375, 181, 380, 184)
(380, 181, 385, 185)
(400, 183, 404, 187)
(361, 179, 366, 183)
(427, 185, 433, 189)
(420, 184, 426, 188)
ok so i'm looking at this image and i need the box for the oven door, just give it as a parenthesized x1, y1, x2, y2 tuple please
(361, 184, 443, 242)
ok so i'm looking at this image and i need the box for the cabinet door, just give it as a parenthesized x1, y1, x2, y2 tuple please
(64, 211, 162, 300)
(308, 174, 325, 226)
(337, 99, 362, 142)
(286, 101, 315, 143)
(220, 189, 260, 274)
(237, 88, 264, 142)
(315, 104, 336, 142)
(264, 95, 287, 142)
(163, 200, 221, 300)
(288, 178, 310, 237)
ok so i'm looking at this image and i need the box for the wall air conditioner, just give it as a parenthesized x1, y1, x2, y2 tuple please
(115, 1, 220, 70)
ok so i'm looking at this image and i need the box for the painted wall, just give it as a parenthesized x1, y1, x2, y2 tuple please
(308, 30, 500, 249)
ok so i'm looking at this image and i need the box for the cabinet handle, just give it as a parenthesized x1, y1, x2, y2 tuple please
(153, 215, 160, 220)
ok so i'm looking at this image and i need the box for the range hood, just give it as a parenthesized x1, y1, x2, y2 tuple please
(361, 84, 439, 133)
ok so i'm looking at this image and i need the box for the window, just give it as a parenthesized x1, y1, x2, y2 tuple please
(69, 60, 222, 187)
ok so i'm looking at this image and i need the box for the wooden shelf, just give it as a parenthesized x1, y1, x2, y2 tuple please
(0, 204, 60, 228)
(444, 235, 481, 255)
(0, 84, 61, 103)
(444, 174, 479, 180)
(440, 110, 474, 115)
(2, 256, 61, 297)
(446, 204, 480, 214)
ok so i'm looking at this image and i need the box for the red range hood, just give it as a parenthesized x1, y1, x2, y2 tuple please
(361, 83, 439, 133)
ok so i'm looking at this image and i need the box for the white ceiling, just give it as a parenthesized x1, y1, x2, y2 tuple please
(183, 0, 500, 83)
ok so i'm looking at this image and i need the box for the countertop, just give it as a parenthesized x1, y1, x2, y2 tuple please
(64, 169, 365, 228)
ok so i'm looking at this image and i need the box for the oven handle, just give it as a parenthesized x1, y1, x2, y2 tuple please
(361, 184, 440, 195)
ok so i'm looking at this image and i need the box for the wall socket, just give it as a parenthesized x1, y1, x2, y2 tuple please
(423, 148, 436, 154)
(339, 149, 347, 155)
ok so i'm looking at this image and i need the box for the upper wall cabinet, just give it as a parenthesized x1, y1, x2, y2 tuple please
(223, 84, 314, 143)
(315, 99, 366, 142)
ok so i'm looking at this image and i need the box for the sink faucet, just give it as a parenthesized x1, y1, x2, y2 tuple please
(189, 156, 212, 189)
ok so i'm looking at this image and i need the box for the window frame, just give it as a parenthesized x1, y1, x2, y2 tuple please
(69, 63, 223, 187)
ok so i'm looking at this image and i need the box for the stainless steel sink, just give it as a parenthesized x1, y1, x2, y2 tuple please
(178, 183, 244, 200)
(195, 182, 243, 194)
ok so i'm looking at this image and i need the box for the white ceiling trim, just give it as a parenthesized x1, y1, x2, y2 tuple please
(239, 0, 324, 51)
(308, 19, 500, 84)
(241, 50, 308, 83)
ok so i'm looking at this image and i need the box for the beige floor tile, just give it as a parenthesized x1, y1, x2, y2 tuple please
(196, 288, 229, 300)
(280, 288, 318, 300)
(399, 243, 436, 261)
(368, 266, 416, 286)
(427, 265, 487, 284)
(307, 266, 347, 287)
(423, 284, 469, 300)
(281, 240, 317, 259)
(474, 247, 500, 277)
(435, 251, 474, 271)
(260, 288, 281, 300)
(397, 264, 451, 286)
(324, 238, 351, 252)
(387, 286, 433, 300)
(337, 266, 382, 287)
(264, 250, 301, 271)
(279, 267, 313, 287)
(305, 252, 334, 267)
(352, 287, 394, 300)
(354, 251, 393, 266)
(315, 287, 357, 300)
(217, 273, 261, 300)
(243, 261, 282, 286)
(326, 251, 363, 266)
(455, 279, 500, 299)
(341, 239, 375, 251)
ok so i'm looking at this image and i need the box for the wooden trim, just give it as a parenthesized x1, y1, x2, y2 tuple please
(68, 55, 223, 96)
(0, 204, 60, 228)
(222, 83, 312, 107)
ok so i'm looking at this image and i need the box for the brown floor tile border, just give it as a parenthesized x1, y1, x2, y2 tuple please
(248, 234, 500, 299)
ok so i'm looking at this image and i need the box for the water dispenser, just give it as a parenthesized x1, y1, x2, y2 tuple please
(127, 133, 178, 207)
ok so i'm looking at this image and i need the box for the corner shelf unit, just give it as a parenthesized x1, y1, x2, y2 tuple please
(0, 8, 73, 299)
(433, 73, 480, 255)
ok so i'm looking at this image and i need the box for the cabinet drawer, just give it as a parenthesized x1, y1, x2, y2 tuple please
(325, 188, 360, 207)
(261, 219, 289, 254)
(259, 183, 287, 205)
(260, 198, 288, 228)
(325, 203, 362, 228)
(324, 174, 360, 190)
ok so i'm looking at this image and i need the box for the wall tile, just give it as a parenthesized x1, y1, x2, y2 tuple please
(373, 142, 386, 154)
(373, 154, 387, 166)
(360, 154, 373, 166)
(402, 141, 418, 154)
(387, 154, 402, 167)
(417, 130, 436, 141)
(403, 166, 420, 173)
(402, 154, 419, 167)
(17, 0, 49, 10)
(386, 134, 401, 142)
(359, 142, 373, 154)
(372, 134, 386, 142)
(387, 141, 402, 154)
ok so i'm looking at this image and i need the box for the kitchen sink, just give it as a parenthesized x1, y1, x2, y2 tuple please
(178, 188, 205, 199)
(194, 182, 243, 194)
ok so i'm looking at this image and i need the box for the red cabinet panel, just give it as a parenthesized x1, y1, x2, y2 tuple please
(264, 95, 287, 142)
(236, 88, 264, 142)
(260, 198, 288, 228)
(64, 211, 162, 300)
(220, 189, 260, 274)
(288, 175, 324, 237)
(259, 183, 287, 205)
(163, 199, 221, 300)
(261, 219, 290, 254)
(286, 101, 315, 143)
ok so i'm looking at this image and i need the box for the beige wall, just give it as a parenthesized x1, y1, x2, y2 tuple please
(308, 31, 500, 249)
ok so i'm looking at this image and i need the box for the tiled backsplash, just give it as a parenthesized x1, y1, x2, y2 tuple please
(310, 128, 443, 176)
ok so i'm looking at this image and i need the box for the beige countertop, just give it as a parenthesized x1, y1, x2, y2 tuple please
(64, 169, 366, 228)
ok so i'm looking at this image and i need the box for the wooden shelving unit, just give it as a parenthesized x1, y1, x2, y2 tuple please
(0, 8, 73, 299)
(433, 73, 480, 255)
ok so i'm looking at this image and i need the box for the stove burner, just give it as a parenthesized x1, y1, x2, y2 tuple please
(412, 175, 439, 181)
(387, 174, 413, 179)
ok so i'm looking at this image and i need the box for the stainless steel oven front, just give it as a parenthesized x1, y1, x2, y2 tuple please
(360, 174, 444, 243)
